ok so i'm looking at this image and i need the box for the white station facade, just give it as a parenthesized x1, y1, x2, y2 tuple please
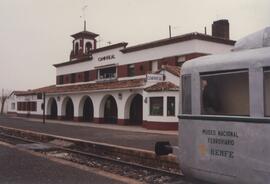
(7, 20, 235, 130)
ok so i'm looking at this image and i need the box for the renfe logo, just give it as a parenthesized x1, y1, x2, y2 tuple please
(98, 55, 115, 61)
(146, 74, 163, 82)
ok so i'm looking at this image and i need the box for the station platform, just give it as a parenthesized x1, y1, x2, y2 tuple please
(0, 142, 129, 184)
(0, 116, 177, 151)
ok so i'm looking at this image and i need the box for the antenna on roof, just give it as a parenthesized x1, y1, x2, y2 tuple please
(81, 5, 88, 31)
(97, 36, 103, 48)
(169, 25, 172, 38)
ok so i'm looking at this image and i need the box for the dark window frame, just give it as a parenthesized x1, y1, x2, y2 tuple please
(200, 69, 249, 116)
(167, 96, 175, 116)
(182, 75, 192, 114)
(127, 64, 135, 77)
(149, 97, 164, 116)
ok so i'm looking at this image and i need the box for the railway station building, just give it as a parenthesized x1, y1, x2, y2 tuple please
(7, 20, 235, 130)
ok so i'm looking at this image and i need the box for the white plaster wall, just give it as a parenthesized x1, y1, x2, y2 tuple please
(45, 89, 143, 120)
(56, 40, 233, 76)
(143, 91, 179, 123)
(7, 94, 16, 113)
(8, 94, 43, 115)
(163, 71, 180, 86)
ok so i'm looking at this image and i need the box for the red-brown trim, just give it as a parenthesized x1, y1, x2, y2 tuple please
(142, 121, 178, 130)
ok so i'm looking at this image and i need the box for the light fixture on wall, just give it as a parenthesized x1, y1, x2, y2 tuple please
(57, 96, 61, 101)
(144, 97, 148, 103)
(118, 93, 122, 100)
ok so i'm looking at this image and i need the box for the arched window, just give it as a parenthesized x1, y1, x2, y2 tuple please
(85, 42, 92, 54)
(75, 42, 79, 55)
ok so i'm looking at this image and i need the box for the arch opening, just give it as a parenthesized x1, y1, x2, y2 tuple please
(47, 98, 58, 119)
(75, 42, 79, 55)
(82, 97, 94, 122)
(64, 97, 74, 120)
(129, 94, 143, 125)
(104, 95, 118, 124)
(85, 42, 92, 54)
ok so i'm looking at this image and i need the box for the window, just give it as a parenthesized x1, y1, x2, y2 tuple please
(201, 70, 249, 116)
(264, 69, 270, 116)
(37, 93, 43, 99)
(182, 75, 192, 114)
(75, 42, 79, 55)
(84, 71, 90, 82)
(71, 73, 76, 83)
(98, 67, 117, 80)
(150, 97, 163, 116)
(85, 42, 92, 54)
(30, 102, 37, 111)
(17, 102, 21, 111)
(128, 64, 135, 77)
(167, 97, 175, 116)
(177, 56, 186, 67)
(59, 76, 64, 84)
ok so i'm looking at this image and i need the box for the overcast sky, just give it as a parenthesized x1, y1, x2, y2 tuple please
(0, 0, 269, 91)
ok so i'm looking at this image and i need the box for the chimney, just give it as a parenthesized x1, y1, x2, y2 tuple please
(212, 19, 230, 39)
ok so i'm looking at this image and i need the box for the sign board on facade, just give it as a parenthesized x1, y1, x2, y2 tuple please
(98, 55, 115, 61)
(146, 74, 164, 82)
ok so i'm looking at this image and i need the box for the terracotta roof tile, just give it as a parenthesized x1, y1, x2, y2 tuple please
(144, 82, 179, 92)
(16, 79, 145, 96)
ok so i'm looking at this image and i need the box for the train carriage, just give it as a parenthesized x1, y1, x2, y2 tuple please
(155, 27, 270, 184)
(179, 27, 270, 184)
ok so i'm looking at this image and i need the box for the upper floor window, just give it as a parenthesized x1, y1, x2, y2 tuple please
(201, 70, 249, 116)
(84, 71, 90, 82)
(128, 64, 135, 77)
(98, 67, 117, 81)
(71, 73, 76, 83)
(59, 76, 64, 84)
(264, 69, 270, 116)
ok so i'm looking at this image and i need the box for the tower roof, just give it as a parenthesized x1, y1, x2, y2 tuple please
(71, 30, 99, 39)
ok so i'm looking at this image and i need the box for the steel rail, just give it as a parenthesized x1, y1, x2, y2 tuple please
(0, 132, 184, 179)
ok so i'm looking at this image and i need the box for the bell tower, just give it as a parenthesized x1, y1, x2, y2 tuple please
(70, 21, 99, 61)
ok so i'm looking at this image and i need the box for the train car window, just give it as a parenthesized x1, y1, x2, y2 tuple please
(201, 70, 249, 116)
(264, 69, 270, 116)
(182, 75, 192, 114)
(150, 97, 163, 116)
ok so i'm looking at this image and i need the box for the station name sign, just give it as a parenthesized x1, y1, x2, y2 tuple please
(98, 55, 115, 61)
(146, 74, 164, 82)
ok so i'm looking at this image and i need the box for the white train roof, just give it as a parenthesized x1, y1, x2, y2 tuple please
(182, 27, 270, 74)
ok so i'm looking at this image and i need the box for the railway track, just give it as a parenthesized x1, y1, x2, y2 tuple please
(0, 127, 207, 184)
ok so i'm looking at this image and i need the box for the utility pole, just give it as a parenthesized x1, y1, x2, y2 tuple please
(43, 92, 45, 124)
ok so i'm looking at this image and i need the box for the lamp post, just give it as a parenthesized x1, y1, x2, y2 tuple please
(43, 92, 45, 124)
